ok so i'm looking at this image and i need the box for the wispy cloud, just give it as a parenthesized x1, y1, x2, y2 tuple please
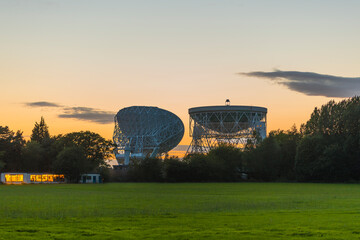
(25, 101, 62, 107)
(240, 70, 360, 98)
(25, 102, 115, 124)
(58, 107, 115, 124)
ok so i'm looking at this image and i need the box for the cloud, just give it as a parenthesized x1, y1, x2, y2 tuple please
(25, 102, 115, 124)
(240, 70, 360, 98)
(58, 107, 115, 124)
(25, 101, 62, 107)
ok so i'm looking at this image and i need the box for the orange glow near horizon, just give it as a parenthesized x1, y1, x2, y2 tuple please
(1, 94, 330, 146)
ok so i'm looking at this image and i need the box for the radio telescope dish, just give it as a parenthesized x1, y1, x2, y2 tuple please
(187, 104, 267, 154)
(113, 106, 184, 165)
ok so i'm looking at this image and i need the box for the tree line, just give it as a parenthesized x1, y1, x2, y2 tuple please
(0, 117, 114, 182)
(114, 96, 359, 182)
(1, 96, 359, 183)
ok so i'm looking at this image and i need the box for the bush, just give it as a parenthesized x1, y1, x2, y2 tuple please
(163, 158, 190, 182)
(126, 158, 163, 182)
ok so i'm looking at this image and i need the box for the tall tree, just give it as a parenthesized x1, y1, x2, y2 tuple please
(302, 96, 360, 136)
(31, 117, 50, 143)
(296, 96, 360, 181)
(0, 126, 25, 171)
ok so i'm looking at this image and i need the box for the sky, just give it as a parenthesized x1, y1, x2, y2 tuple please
(1, 0, 360, 146)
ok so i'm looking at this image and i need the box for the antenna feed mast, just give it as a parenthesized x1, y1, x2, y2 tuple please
(225, 99, 230, 106)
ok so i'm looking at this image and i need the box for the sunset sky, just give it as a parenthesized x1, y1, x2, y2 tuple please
(1, 0, 359, 146)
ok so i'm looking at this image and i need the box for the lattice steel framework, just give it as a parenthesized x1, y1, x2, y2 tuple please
(187, 106, 267, 154)
(113, 106, 184, 164)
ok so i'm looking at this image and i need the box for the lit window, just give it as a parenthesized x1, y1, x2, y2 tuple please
(5, 174, 24, 182)
(5, 174, 11, 182)
(59, 175, 65, 182)
(42, 175, 48, 182)
(48, 175, 53, 182)
(10, 175, 17, 182)
(36, 175, 42, 182)
(30, 175, 36, 182)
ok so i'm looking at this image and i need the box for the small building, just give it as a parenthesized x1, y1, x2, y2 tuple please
(0, 173, 65, 184)
(80, 174, 102, 184)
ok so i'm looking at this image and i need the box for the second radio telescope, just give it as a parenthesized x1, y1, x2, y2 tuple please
(187, 104, 267, 154)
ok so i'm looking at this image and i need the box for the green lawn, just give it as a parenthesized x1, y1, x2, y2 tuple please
(1, 183, 360, 239)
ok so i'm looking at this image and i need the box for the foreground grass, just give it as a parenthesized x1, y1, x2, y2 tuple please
(1, 183, 360, 239)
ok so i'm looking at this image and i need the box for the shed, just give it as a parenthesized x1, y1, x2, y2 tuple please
(80, 174, 102, 184)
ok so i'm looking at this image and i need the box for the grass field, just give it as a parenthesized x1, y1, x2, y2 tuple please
(1, 183, 360, 239)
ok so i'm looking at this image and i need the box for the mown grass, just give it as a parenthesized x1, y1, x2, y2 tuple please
(1, 183, 360, 239)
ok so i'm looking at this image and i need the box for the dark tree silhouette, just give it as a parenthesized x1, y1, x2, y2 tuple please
(0, 126, 25, 171)
(30, 117, 50, 143)
(296, 96, 360, 181)
(53, 146, 88, 183)
(58, 131, 114, 172)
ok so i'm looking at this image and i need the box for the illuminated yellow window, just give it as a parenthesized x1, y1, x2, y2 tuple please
(48, 175, 54, 182)
(30, 175, 36, 182)
(5, 174, 24, 182)
(42, 175, 48, 182)
(10, 175, 16, 182)
(18, 174, 23, 182)
(36, 175, 42, 182)
(5, 174, 11, 182)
